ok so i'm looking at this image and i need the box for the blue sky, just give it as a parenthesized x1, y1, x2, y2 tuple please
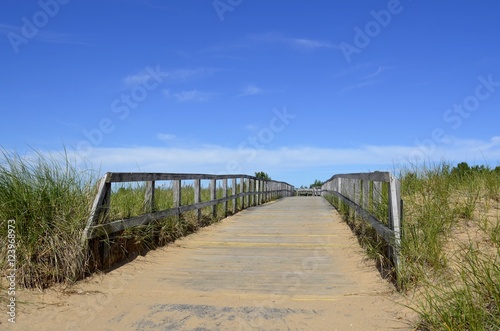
(1, 0, 500, 187)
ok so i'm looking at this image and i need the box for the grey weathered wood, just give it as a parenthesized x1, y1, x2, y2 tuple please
(210, 179, 217, 218)
(144, 181, 155, 213)
(81, 173, 111, 245)
(245, 178, 250, 208)
(373, 181, 383, 208)
(84, 172, 295, 240)
(388, 174, 402, 270)
(249, 179, 254, 206)
(232, 178, 237, 214)
(362, 180, 370, 210)
(173, 179, 181, 222)
(87, 192, 258, 239)
(194, 179, 201, 222)
(328, 191, 395, 244)
(325, 171, 390, 182)
(240, 178, 245, 209)
(222, 178, 228, 218)
(320, 171, 403, 274)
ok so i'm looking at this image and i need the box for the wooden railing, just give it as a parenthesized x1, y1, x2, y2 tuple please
(295, 188, 321, 196)
(320, 171, 402, 271)
(82, 173, 295, 242)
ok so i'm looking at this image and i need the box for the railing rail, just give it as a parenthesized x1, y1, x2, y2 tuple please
(295, 188, 321, 196)
(320, 171, 402, 271)
(81, 172, 295, 242)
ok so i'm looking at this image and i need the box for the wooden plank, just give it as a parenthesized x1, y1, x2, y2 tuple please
(108, 173, 249, 183)
(222, 178, 228, 218)
(232, 178, 237, 213)
(245, 178, 250, 207)
(87, 192, 259, 239)
(194, 179, 201, 222)
(106, 172, 293, 186)
(210, 179, 217, 218)
(240, 177, 245, 209)
(362, 179, 370, 210)
(144, 181, 155, 213)
(323, 171, 390, 184)
(173, 180, 181, 208)
(81, 173, 111, 245)
(388, 174, 402, 269)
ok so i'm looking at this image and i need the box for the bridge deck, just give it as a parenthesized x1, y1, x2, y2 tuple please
(18, 197, 411, 330)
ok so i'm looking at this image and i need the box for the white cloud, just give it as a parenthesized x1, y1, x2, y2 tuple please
(157, 133, 176, 142)
(123, 67, 215, 88)
(237, 84, 264, 97)
(59, 136, 500, 181)
(251, 32, 337, 50)
(338, 79, 381, 94)
(290, 38, 337, 50)
(174, 90, 213, 102)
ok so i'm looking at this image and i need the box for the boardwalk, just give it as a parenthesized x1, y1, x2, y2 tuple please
(17, 197, 411, 330)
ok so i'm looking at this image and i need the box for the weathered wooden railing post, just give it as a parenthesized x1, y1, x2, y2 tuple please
(249, 178, 255, 206)
(222, 178, 228, 218)
(210, 178, 217, 218)
(245, 178, 250, 208)
(83, 172, 294, 271)
(260, 180, 264, 204)
(232, 178, 237, 213)
(388, 174, 402, 270)
(173, 179, 181, 222)
(240, 177, 245, 209)
(144, 181, 155, 213)
(373, 181, 382, 212)
(144, 180, 156, 241)
(362, 179, 369, 210)
(320, 172, 403, 278)
(194, 179, 201, 222)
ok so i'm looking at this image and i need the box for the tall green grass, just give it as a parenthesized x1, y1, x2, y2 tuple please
(399, 162, 500, 330)
(1, 148, 279, 288)
(0, 149, 96, 288)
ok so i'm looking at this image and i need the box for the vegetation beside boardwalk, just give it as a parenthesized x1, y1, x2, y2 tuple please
(1, 147, 499, 329)
(0, 149, 96, 289)
(325, 162, 500, 330)
(0, 150, 279, 290)
(399, 163, 500, 330)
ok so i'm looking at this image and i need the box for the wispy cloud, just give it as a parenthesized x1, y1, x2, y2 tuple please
(335, 64, 393, 94)
(250, 32, 337, 50)
(56, 136, 500, 182)
(290, 38, 337, 50)
(0, 23, 90, 46)
(173, 90, 214, 102)
(237, 84, 264, 97)
(334, 62, 374, 78)
(157, 133, 176, 143)
(362, 66, 389, 80)
(338, 79, 381, 94)
(123, 67, 216, 88)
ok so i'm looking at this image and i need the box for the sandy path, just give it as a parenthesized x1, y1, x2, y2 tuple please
(9, 197, 414, 330)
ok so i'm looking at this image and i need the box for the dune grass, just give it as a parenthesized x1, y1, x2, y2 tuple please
(399, 162, 500, 330)
(0, 148, 96, 288)
(2, 146, 498, 329)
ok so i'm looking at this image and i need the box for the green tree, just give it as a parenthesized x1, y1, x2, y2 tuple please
(255, 171, 271, 180)
(451, 162, 471, 179)
(309, 179, 323, 188)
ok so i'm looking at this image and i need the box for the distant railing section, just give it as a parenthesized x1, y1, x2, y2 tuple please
(82, 173, 295, 241)
(295, 188, 321, 196)
(320, 171, 402, 271)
